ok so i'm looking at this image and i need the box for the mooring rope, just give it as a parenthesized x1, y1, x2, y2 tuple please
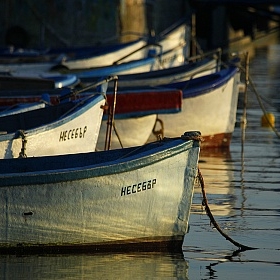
(248, 75, 280, 139)
(197, 168, 256, 251)
(227, 53, 280, 139)
(152, 117, 164, 139)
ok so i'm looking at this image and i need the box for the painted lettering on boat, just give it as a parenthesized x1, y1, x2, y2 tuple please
(161, 54, 178, 65)
(59, 126, 87, 142)
(121, 179, 156, 196)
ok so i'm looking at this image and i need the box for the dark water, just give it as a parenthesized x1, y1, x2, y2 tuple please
(1, 41, 280, 279)
(185, 41, 280, 279)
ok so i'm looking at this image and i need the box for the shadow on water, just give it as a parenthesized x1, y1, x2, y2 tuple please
(0, 251, 189, 280)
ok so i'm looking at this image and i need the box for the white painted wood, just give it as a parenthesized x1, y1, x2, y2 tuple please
(158, 70, 240, 138)
(0, 136, 199, 248)
(0, 95, 105, 158)
(96, 114, 157, 150)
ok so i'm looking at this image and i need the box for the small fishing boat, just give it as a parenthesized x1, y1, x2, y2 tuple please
(154, 65, 242, 149)
(96, 88, 182, 150)
(0, 78, 113, 159)
(69, 43, 188, 79)
(0, 40, 146, 74)
(81, 52, 220, 88)
(57, 19, 189, 70)
(0, 19, 189, 74)
(0, 131, 201, 253)
(0, 82, 182, 151)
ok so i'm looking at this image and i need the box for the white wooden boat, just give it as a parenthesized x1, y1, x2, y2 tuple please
(0, 83, 182, 151)
(0, 20, 189, 75)
(73, 43, 188, 79)
(81, 55, 219, 88)
(0, 131, 201, 253)
(97, 114, 157, 151)
(155, 66, 242, 149)
(0, 40, 145, 74)
(0, 55, 215, 108)
(58, 39, 148, 70)
(0, 86, 108, 159)
(57, 20, 189, 70)
(96, 88, 182, 150)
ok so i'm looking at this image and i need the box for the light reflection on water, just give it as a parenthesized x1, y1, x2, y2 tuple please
(1, 41, 280, 280)
(0, 252, 189, 280)
(183, 41, 280, 279)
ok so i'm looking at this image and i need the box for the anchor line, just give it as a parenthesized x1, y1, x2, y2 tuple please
(197, 168, 256, 251)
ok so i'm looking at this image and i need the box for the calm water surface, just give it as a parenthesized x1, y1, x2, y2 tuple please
(1, 41, 280, 279)
(185, 40, 280, 279)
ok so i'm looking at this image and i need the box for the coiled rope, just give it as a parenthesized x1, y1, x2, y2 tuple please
(197, 168, 256, 251)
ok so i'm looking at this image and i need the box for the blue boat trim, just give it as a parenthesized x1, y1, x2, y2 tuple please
(0, 93, 105, 141)
(80, 58, 214, 84)
(0, 138, 199, 186)
(161, 66, 238, 99)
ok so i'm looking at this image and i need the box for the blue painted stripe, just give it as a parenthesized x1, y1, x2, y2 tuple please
(160, 66, 238, 99)
(0, 138, 199, 186)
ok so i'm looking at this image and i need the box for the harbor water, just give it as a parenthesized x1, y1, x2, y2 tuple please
(1, 41, 280, 279)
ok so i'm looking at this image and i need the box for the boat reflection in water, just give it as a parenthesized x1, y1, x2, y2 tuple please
(192, 149, 235, 217)
(182, 149, 238, 270)
(0, 252, 189, 279)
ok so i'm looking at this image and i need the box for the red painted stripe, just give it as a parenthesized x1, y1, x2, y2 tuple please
(106, 89, 182, 114)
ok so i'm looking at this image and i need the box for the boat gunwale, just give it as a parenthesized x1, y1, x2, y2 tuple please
(171, 66, 239, 99)
(0, 137, 199, 186)
(0, 93, 105, 139)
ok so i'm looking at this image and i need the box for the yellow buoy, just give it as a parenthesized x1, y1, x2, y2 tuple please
(261, 113, 275, 128)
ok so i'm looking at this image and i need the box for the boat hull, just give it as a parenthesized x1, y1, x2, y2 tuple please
(0, 95, 106, 158)
(75, 44, 187, 79)
(114, 58, 218, 88)
(60, 21, 189, 70)
(0, 134, 200, 252)
(157, 68, 240, 149)
(97, 88, 182, 150)
(97, 114, 157, 150)
(61, 40, 147, 70)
